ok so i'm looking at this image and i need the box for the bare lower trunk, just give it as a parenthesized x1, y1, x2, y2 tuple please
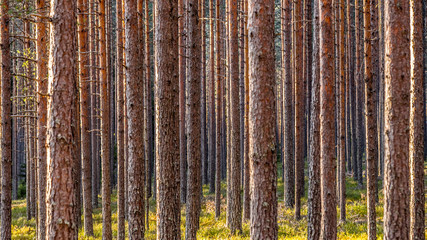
(248, 0, 278, 237)
(383, 1, 410, 239)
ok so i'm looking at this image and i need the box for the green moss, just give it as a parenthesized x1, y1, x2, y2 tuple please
(14, 177, 418, 239)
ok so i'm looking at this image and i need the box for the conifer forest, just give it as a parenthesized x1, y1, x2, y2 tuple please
(0, 0, 426, 239)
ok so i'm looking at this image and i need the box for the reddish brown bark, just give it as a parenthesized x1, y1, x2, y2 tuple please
(36, 0, 49, 237)
(0, 0, 11, 238)
(45, 0, 79, 238)
(409, 0, 425, 238)
(184, 0, 202, 237)
(78, 0, 94, 234)
(116, 0, 125, 237)
(155, 0, 181, 236)
(228, 0, 242, 234)
(248, 0, 277, 237)
(319, 0, 337, 238)
(125, 0, 146, 238)
(383, 0, 410, 239)
(179, 0, 188, 204)
(339, 0, 346, 223)
(364, 0, 378, 238)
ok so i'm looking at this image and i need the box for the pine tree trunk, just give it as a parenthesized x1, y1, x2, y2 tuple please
(36, 0, 49, 237)
(294, 0, 304, 220)
(364, 0, 378, 238)
(116, 0, 125, 237)
(228, 0, 242, 234)
(242, 0, 250, 222)
(184, 0, 202, 237)
(248, 0, 278, 237)
(214, 0, 223, 219)
(125, 0, 146, 238)
(0, 0, 12, 237)
(282, 0, 294, 209)
(307, 2, 320, 239)
(99, 0, 113, 237)
(78, 0, 94, 234)
(155, 0, 181, 236)
(338, 0, 346, 223)
(45, 0, 79, 237)
(319, 0, 337, 237)
(409, 0, 425, 238)
(179, 0, 188, 205)
(383, 1, 410, 238)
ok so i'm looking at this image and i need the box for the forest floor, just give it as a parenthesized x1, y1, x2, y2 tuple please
(10, 162, 427, 239)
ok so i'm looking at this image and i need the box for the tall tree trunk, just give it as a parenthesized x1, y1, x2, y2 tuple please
(116, 0, 125, 237)
(184, 0, 202, 237)
(228, 0, 242, 234)
(355, 0, 363, 187)
(215, 0, 223, 219)
(179, 0, 188, 205)
(307, 1, 320, 239)
(125, 0, 146, 238)
(155, 0, 181, 236)
(319, 0, 337, 238)
(78, 0, 94, 234)
(409, 0, 425, 238)
(242, 0, 250, 222)
(383, 0, 410, 238)
(37, 0, 49, 237)
(208, 0, 216, 194)
(338, 0, 346, 223)
(90, 0, 100, 208)
(294, 0, 304, 220)
(248, 0, 278, 237)
(364, 0, 378, 238)
(45, 0, 78, 237)
(282, 0, 294, 208)
(201, 0, 208, 187)
(145, 0, 152, 228)
(99, 0, 112, 237)
(0, 0, 11, 237)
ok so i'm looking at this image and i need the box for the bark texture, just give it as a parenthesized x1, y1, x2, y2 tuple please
(0, 0, 12, 238)
(78, 0, 94, 234)
(383, 0, 411, 239)
(228, 0, 242, 234)
(184, 0, 202, 237)
(319, 0, 337, 238)
(155, 0, 181, 237)
(37, 0, 49, 237)
(116, 0, 125, 237)
(307, 0, 320, 238)
(45, 0, 79, 237)
(282, 0, 294, 208)
(248, 0, 278, 238)
(125, 0, 146, 238)
(409, 0, 425, 239)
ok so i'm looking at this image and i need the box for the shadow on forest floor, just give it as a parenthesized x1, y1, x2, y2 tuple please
(9, 161, 427, 239)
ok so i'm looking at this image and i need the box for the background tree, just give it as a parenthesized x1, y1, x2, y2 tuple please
(228, 0, 242, 234)
(1, 0, 12, 238)
(409, 0, 425, 238)
(36, 0, 49, 237)
(78, 0, 94, 234)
